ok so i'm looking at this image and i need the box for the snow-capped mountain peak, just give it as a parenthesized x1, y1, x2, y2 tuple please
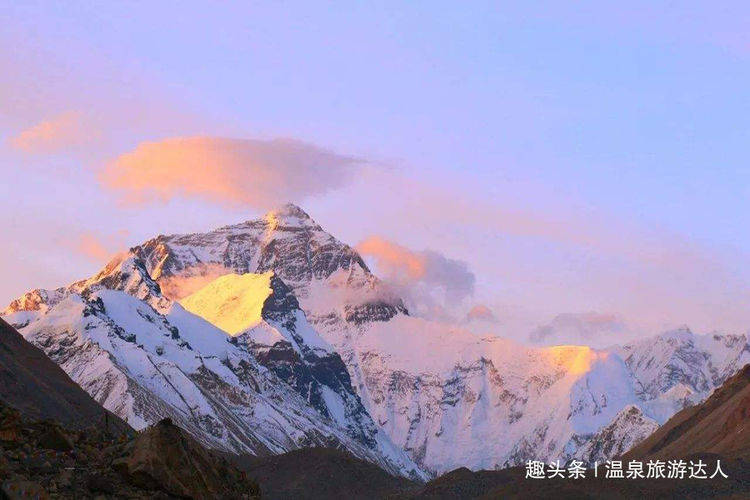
(129, 208, 407, 332)
(261, 202, 320, 230)
(3, 243, 426, 479)
(72, 253, 169, 311)
(4, 204, 748, 478)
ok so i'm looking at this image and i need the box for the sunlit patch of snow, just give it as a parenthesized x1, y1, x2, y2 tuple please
(179, 272, 274, 336)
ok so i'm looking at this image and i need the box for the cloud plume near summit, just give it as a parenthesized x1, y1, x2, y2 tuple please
(100, 137, 362, 209)
(357, 236, 475, 319)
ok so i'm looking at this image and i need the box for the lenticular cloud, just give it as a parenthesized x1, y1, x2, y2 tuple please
(101, 136, 362, 208)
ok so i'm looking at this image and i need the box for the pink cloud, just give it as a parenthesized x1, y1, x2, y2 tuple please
(357, 236, 475, 318)
(357, 236, 427, 280)
(465, 304, 498, 323)
(9, 111, 93, 153)
(73, 231, 129, 263)
(100, 137, 362, 209)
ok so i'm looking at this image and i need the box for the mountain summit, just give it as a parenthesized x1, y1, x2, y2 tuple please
(130, 203, 407, 327)
(262, 202, 318, 228)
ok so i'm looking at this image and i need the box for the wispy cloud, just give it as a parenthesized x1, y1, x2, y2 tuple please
(465, 304, 498, 324)
(100, 137, 362, 209)
(357, 236, 427, 279)
(9, 111, 93, 153)
(72, 230, 129, 264)
(528, 312, 633, 348)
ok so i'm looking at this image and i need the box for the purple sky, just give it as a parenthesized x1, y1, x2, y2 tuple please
(2, 2, 749, 338)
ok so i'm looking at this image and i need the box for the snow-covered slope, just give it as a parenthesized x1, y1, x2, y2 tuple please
(2, 253, 425, 480)
(5, 203, 749, 477)
(179, 272, 273, 335)
(612, 327, 750, 421)
(574, 405, 659, 463)
(344, 318, 749, 474)
(340, 315, 643, 472)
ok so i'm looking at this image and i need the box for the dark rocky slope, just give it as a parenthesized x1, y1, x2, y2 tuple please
(0, 317, 127, 433)
(404, 461, 750, 499)
(0, 403, 259, 499)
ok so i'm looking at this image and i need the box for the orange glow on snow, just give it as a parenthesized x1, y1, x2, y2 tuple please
(179, 272, 274, 336)
(544, 345, 606, 376)
(157, 263, 231, 301)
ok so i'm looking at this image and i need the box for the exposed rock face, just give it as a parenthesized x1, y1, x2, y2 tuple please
(179, 270, 394, 453)
(574, 405, 659, 463)
(262, 274, 304, 328)
(613, 328, 750, 419)
(131, 203, 407, 326)
(113, 418, 256, 499)
(247, 275, 383, 447)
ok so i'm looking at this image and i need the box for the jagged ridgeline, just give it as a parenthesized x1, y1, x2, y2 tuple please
(4, 204, 750, 478)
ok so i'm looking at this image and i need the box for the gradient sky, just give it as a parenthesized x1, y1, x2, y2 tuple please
(2, 2, 749, 338)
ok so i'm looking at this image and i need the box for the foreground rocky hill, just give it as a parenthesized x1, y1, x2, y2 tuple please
(0, 319, 258, 499)
(403, 460, 750, 499)
(237, 447, 419, 500)
(0, 402, 259, 499)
